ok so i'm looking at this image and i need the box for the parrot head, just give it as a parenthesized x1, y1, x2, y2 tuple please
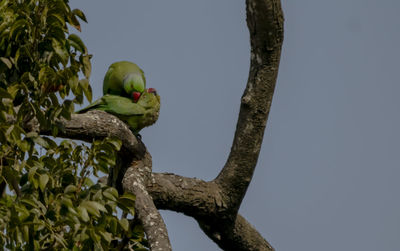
(123, 73, 145, 97)
(131, 88, 158, 103)
(135, 87, 160, 106)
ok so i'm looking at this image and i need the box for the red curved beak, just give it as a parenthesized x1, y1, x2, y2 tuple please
(147, 88, 157, 95)
(132, 92, 141, 103)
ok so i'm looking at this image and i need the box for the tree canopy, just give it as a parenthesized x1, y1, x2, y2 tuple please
(0, 0, 147, 249)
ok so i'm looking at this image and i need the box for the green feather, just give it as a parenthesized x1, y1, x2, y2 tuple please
(77, 92, 160, 134)
(103, 61, 146, 97)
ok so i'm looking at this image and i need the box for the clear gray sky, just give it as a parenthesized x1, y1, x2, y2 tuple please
(70, 1, 400, 250)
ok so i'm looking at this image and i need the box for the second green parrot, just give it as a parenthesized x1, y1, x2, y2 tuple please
(77, 88, 160, 134)
(103, 61, 146, 102)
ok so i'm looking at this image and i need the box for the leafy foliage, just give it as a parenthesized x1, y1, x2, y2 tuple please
(0, 0, 147, 250)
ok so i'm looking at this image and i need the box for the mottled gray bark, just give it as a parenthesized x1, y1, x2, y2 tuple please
(122, 152, 172, 251)
(147, 173, 275, 251)
(28, 0, 284, 250)
(24, 110, 146, 159)
(215, 0, 284, 215)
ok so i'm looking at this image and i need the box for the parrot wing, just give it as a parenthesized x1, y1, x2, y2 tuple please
(103, 65, 115, 95)
(76, 94, 146, 116)
(76, 97, 106, 113)
(101, 94, 146, 116)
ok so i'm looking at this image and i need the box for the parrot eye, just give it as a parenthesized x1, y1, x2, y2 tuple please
(132, 92, 141, 103)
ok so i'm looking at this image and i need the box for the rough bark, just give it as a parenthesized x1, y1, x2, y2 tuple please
(122, 152, 172, 251)
(147, 173, 274, 251)
(28, 0, 284, 250)
(24, 110, 146, 159)
(215, 0, 284, 215)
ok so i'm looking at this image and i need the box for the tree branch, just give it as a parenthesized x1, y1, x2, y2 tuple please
(122, 153, 172, 251)
(215, 0, 284, 213)
(147, 173, 274, 250)
(25, 110, 146, 159)
(148, 173, 226, 218)
(198, 214, 274, 251)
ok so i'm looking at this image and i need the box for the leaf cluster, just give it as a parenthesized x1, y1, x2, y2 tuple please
(0, 1, 148, 250)
(0, 0, 91, 132)
(0, 139, 147, 250)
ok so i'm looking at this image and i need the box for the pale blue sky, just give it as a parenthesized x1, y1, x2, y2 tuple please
(70, 1, 400, 250)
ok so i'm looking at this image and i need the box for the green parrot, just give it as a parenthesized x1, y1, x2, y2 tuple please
(77, 88, 160, 134)
(103, 61, 146, 102)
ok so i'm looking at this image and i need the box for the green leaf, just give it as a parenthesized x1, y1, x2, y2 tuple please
(102, 187, 118, 201)
(92, 189, 103, 201)
(99, 231, 112, 243)
(68, 205, 77, 215)
(118, 193, 136, 215)
(81, 201, 106, 217)
(9, 19, 27, 39)
(28, 163, 39, 180)
(39, 66, 56, 89)
(61, 197, 73, 208)
(0, 57, 12, 69)
(17, 140, 30, 152)
(48, 13, 66, 27)
(78, 206, 89, 222)
(16, 205, 30, 222)
(32, 136, 49, 149)
(107, 138, 122, 151)
(7, 84, 20, 99)
(119, 193, 136, 202)
(49, 26, 66, 43)
(61, 99, 74, 119)
(80, 54, 91, 78)
(68, 74, 79, 94)
(25, 131, 38, 138)
(20, 198, 37, 208)
(68, 34, 86, 53)
(52, 38, 69, 66)
(107, 217, 117, 235)
(83, 177, 94, 187)
(5, 124, 14, 137)
(0, 87, 12, 99)
(79, 79, 92, 102)
(49, 92, 60, 106)
(39, 174, 49, 191)
(72, 9, 87, 23)
(64, 184, 77, 194)
(68, 11, 81, 32)
(132, 223, 145, 238)
(22, 225, 29, 242)
(119, 218, 129, 232)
